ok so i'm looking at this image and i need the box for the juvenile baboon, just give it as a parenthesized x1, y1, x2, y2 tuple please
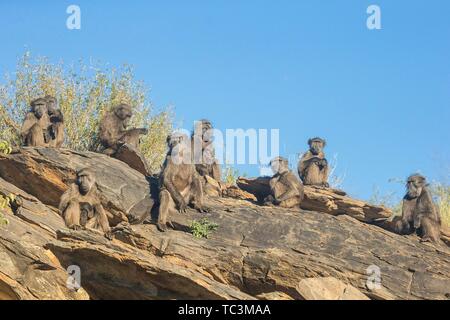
(395, 174, 441, 243)
(157, 132, 208, 232)
(98, 104, 148, 155)
(298, 137, 329, 187)
(45, 95, 65, 148)
(59, 168, 112, 239)
(191, 119, 222, 182)
(20, 98, 51, 147)
(264, 156, 304, 208)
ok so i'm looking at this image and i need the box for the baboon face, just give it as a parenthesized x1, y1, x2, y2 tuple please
(168, 133, 190, 162)
(76, 170, 95, 196)
(201, 120, 213, 141)
(270, 157, 289, 175)
(45, 96, 58, 115)
(309, 139, 325, 156)
(32, 100, 48, 119)
(406, 175, 426, 199)
(114, 104, 133, 122)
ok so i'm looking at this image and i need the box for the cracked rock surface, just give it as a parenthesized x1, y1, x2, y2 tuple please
(0, 148, 449, 300)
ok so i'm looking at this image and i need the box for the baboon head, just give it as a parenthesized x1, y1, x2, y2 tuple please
(113, 104, 133, 122)
(194, 119, 214, 142)
(270, 156, 289, 175)
(405, 174, 427, 199)
(167, 132, 190, 163)
(44, 95, 58, 115)
(30, 98, 48, 119)
(76, 168, 96, 196)
(308, 137, 326, 156)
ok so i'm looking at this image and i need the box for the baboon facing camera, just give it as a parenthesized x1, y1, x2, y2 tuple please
(157, 132, 209, 232)
(298, 137, 329, 187)
(395, 174, 441, 243)
(59, 168, 112, 240)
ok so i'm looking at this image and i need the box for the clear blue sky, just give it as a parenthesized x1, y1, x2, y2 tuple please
(0, 1, 449, 202)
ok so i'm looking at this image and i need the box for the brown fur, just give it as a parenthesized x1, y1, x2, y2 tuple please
(191, 119, 222, 182)
(298, 137, 329, 187)
(264, 157, 304, 208)
(59, 168, 112, 239)
(45, 96, 65, 148)
(20, 98, 51, 147)
(395, 174, 441, 243)
(157, 133, 208, 232)
(98, 104, 148, 155)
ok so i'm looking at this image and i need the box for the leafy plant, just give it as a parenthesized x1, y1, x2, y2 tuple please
(222, 165, 241, 185)
(190, 218, 218, 239)
(0, 52, 173, 173)
(0, 194, 15, 226)
(0, 140, 12, 154)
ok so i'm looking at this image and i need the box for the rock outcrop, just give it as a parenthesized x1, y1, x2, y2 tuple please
(0, 148, 449, 300)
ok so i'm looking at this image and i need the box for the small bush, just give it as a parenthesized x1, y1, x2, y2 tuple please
(0, 194, 15, 226)
(190, 218, 218, 239)
(0, 140, 12, 154)
(222, 166, 241, 185)
(430, 183, 450, 228)
(0, 52, 173, 173)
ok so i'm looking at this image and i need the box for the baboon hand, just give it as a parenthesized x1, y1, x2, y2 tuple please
(414, 216, 421, 229)
(177, 199, 187, 213)
(70, 224, 84, 231)
(196, 205, 211, 213)
(157, 222, 168, 232)
(139, 128, 149, 135)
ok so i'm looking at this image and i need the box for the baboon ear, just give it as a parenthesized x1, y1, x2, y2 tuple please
(307, 138, 313, 146)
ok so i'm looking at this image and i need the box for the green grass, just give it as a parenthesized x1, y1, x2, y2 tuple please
(190, 218, 218, 239)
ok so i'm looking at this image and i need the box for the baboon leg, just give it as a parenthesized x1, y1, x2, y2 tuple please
(420, 217, 441, 243)
(27, 123, 47, 147)
(64, 201, 82, 230)
(120, 130, 141, 148)
(52, 123, 65, 148)
(280, 197, 300, 209)
(303, 163, 321, 186)
(95, 204, 113, 239)
(157, 189, 176, 232)
(190, 176, 206, 212)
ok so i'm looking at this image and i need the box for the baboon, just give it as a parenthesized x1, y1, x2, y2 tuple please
(59, 168, 112, 239)
(157, 132, 208, 232)
(264, 156, 304, 208)
(191, 119, 221, 182)
(395, 174, 441, 243)
(98, 104, 148, 155)
(45, 95, 65, 148)
(20, 98, 51, 147)
(298, 137, 329, 187)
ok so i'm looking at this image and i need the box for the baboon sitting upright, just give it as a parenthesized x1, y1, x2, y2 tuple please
(264, 156, 304, 208)
(20, 98, 51, 147)
(59, 168, 112, 239)
(45, 95, 65, 148)
(395, 174, 441, 243)
(298, 137, 329, 187)
(191, 119, 222, 182)
(157, 132, 208, 232)
(98, 104, 148, 156)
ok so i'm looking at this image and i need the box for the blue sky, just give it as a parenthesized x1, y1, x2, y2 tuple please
(0, 1, 449, 202)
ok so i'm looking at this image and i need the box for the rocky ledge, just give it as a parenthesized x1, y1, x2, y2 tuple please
(0, 148, 449, 300)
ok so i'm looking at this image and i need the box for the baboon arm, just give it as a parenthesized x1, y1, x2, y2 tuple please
(94, 204, 111, 233)
(20, 113, 36, 139)
(191, 174, 204, 207)
(59, 185, 78, 214)
(162, 168, 185, 207)
(298, 152, 312, 178)
(212, 162, 222, 182)
(277, 179, 299, 202)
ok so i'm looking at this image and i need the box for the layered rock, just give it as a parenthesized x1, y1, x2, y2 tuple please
(0, 148, 449, 300)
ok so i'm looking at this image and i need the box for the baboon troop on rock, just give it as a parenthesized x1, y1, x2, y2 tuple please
(16, 97, 441, 244)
